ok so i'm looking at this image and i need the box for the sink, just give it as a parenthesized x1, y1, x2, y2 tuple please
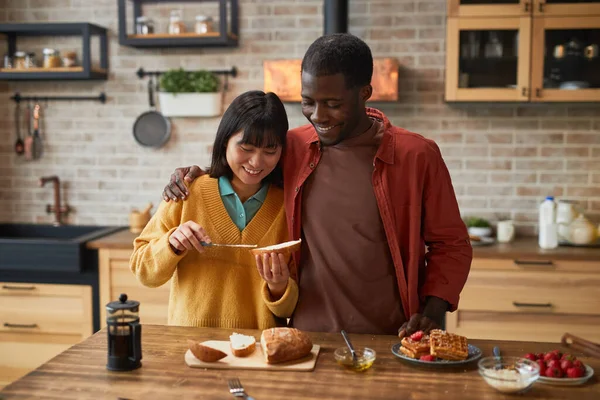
(0, 224, 125, 272)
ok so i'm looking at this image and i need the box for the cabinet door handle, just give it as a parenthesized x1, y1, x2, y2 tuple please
(535, 88, 542, 97)
(4, 323, 38, 329)
(521, 87, 529, 97)
(513, 302, 553, 308)
(538, 2, 544, 12)
(514, 259, 554, 266)
(2, 285, 36, 290)
(524, 1, 530, 12)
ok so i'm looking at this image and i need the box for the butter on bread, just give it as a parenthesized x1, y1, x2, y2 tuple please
(229, 332, 256, 357)
(187, 339, 227, 362)
(250, 239, 301, 260)
(260, 327, 312, 364)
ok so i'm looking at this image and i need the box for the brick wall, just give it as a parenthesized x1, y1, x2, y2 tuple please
(0, 0, 599, 236)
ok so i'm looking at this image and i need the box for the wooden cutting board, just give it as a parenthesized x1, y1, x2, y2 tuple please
(184, 340, 320, 371)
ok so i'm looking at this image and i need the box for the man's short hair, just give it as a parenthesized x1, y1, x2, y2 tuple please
(301, 33, 373, 89)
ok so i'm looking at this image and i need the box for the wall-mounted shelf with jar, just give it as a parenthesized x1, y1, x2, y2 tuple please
(118, 0, 238, 48)
(445, 1, 600, 102)
(0, 23, 108, 81)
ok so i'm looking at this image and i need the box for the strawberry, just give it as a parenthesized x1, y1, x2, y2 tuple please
(410, 331, 424, 341)
(561, 353, 576, 362)
(536, 352, 545, 360)
(419, 355, 436, 362)
(537, 359, 546, 375)
(524, 353, 537, 361)
(567, 367, 585, 379)
(573, 360, 584, 370)
(544, 352, 559, 362)
(547, 360, 561, 370)
(560, 360, 573, 372)
(545, 366, 563, 378)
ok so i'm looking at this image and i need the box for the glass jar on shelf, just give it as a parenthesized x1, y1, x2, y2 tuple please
(25, 52, 36, 68)
(194, 15, 214, 34)
(42, 48, 62, 69)
(62, 51, 78, 67)
(168, 10, 186, 35)
(135, 16, 154, 35)
(13, 51, 26, 69)
(3, 53, 12, 69)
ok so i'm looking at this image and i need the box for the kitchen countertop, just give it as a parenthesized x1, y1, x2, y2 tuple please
(1, 325, 598, 400)
(88, 230, 600, 261)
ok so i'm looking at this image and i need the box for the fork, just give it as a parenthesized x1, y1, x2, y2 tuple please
(227, 378, 256, 400)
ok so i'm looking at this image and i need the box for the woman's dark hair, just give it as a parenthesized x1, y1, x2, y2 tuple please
(301, 33, 373, 89)
(209, 90, 288, 186)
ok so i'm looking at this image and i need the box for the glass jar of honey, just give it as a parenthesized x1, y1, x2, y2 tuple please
(43, 48, 62, 68)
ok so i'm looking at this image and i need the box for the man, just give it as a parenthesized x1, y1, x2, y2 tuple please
(162, 33, 472, 337)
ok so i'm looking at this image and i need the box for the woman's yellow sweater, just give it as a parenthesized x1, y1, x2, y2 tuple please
(130, 175, 298, 329)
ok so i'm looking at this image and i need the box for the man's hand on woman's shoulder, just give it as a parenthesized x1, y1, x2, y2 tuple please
(163, 165, 205, 202)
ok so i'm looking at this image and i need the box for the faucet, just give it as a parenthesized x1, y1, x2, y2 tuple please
(39, 175, 71, 226)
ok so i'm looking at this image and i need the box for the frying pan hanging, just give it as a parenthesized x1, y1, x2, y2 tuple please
(133, 75, 171, 148)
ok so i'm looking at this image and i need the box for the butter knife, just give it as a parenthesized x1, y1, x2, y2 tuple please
(200, 241, 257, 248)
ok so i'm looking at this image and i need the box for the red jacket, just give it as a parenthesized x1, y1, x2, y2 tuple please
(282, 108, 472, 318)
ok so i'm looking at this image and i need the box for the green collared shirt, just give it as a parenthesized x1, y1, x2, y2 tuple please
(218, 176, 269, 231)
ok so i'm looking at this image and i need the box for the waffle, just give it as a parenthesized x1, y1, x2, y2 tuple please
(400, 335, 430, 359)
(429, 329, 469, 361)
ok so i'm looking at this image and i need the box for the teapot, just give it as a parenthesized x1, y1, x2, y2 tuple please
(129, 203, 153, 234)
(566, 214, 597, 245)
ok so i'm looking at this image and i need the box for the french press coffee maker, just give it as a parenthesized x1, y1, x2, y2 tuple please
(106, 293, 142, 371)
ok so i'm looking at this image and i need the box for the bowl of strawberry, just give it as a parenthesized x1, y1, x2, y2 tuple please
(523, 350, 594, 385)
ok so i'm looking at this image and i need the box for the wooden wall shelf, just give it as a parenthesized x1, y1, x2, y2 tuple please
(0, 23, 108, 81)
(118, 0, 239, 48)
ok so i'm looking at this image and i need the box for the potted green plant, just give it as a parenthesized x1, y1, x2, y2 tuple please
(158, 68, 221, 117)
(465, 216, 493, 238)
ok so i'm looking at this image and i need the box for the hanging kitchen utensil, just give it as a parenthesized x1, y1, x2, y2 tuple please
(23, 101, 34, 160)
(31, 103, 43, 160)
(133, 75, 171, 148)
(14, 102, 24, 155)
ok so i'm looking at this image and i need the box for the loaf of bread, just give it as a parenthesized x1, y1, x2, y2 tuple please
(229, 332, 256, 357)
(260, 327, 313, 364)
(187, 339, 227, 362)
(250, 239, 301, 261)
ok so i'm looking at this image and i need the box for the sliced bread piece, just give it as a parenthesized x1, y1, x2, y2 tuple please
(260, 327, 313, 364)
(229, 332, 256, 357)
(250, 239, 302, 261)
(187, 339, 227, 362)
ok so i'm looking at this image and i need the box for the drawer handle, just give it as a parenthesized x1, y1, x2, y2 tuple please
(513, 302, 553, 308)
(2, 285, 36, 290)
(513, 260, 554, 267)
(4, 323, 39, 329)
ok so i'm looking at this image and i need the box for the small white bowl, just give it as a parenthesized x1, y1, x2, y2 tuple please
(468, 227, 493, 238)
(479, 357, 540, 394)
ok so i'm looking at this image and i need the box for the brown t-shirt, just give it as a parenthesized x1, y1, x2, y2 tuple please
(291, 119, 406, 334)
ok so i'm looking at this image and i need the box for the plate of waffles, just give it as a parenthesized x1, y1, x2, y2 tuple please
(392, 329, 482, 367)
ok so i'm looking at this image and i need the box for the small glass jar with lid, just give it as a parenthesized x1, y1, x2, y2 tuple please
(13, 51, 27, 69)
(42, 48, 62, 68)
(168, 9, 186, 34)
(25, 52, 36, 68)
(135, 16, 154, 35)
(194, 15, 214, 34)
(62, 51, 78, 67)
(3, 53, 13, 69)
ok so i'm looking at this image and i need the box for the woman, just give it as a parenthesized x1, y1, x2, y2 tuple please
(130, 91, 297, 329)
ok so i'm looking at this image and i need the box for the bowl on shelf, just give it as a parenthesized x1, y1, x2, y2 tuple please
(478, 356, 540, 394)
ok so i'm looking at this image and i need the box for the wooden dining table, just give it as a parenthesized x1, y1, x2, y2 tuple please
(1, 324, 598, 399)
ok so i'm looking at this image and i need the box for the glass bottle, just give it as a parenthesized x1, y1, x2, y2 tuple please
(168, 10, 186, 35)
(484, 31, 503, 59)
(194, 15, 214, 34)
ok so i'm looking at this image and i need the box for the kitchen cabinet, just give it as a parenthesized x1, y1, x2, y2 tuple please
(0, 282, 93, 389)
(448, 0, 600, 17)
(98, 249, 170, 326)
(446, 258, 600, 343)
(445, 2, 600, 102)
